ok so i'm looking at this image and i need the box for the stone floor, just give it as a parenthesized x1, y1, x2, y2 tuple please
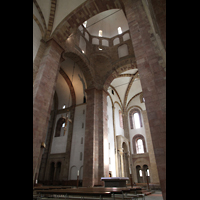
(142, 191, 163, 200)
(35, 190, 163, 200)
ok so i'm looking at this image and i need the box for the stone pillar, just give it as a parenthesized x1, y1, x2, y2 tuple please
(33, 39, 46, 84)
(119, 148, 124, 177)
(141, 167, 145, 183)
(123, 0, 166, 199)
(112, 106, 119, 177)
(82, 88, 109, 187)
(142, 110, 159, 183)
(33, 38, 64, 185)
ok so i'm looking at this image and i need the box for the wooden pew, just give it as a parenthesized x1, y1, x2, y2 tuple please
(35, 187, 133, 199)
(33, 185, 72, 191)
(35, 188, 111, 199)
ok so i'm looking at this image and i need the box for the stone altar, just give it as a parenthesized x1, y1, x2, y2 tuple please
(101, 177, 129, 187)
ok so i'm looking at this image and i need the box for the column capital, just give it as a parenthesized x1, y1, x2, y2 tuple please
(118, 148, 124, 155)
(46, 37, 65, 55)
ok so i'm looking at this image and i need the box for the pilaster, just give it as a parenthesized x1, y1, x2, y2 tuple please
(33, 38, 64, 184)
(123, 0, 166, 199)
(82, 88, 109, 187)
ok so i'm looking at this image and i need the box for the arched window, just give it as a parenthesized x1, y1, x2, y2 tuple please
(55, 117, 65, 137)
(132, 134, 147, 154)
(133, 113, 141, 129)
(136, 139, 144, 153)
(129, 108, 143, 129)
(139, 169, 143, 177)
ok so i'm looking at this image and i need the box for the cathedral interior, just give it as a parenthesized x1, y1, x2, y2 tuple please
(33, 0, 166, 199)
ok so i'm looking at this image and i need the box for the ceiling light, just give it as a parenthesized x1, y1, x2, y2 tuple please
(99, 47, 102, 50)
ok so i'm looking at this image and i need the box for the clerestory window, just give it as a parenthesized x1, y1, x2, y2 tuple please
(99, 30, 103, 37)
(118, 27, 122, 34)
(129, 108, 143, 129)
(136, 139, 144, 154)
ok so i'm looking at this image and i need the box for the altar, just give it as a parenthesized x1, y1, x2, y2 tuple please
(101, 177, 129, 187)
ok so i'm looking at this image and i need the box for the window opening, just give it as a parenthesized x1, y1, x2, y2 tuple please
(133, 113, 141, 129)
(139, 170, 143, 177)
(136, 139, 144, 154)
(62, 123, 65, 128)
(62, 104, 66, 109)
(118, 27, 122, 34)
(99, 30, 103, 37)
(147, 169, 150, 176)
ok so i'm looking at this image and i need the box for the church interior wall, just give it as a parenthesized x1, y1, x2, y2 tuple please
(69, 104, 86, 180)
(33, 19, 41, 61)
(55, 73, 71, 110)
(114, 103, 124, 137)
(60, 58, 87, 105)
(34, 0, 165, 196)
(50, 112, 70, 154)
(106, 96, 116, 177)
(128, 107, 148, 155)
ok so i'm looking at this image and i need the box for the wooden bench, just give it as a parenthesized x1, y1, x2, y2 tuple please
(33, 185, 72, 190)
(35, 187, 134, 200)
(35, 188, 111, 199)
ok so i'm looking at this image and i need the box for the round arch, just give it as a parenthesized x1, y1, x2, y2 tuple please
(51, 0, 125, 44)
(59, 68, 76, 106)
(132, 134, 147, 154)
(103, 58, 137, 91)
(62, 51, 94, 89)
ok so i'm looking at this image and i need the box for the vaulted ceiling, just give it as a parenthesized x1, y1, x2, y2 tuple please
(33, 0, 146, 111)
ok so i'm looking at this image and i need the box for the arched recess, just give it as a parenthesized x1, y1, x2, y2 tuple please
(70, 166, 77, 180)
(51, 0, 125, 44)
(62, 52, 93, 89)
(132, 134, 147, 154)
(55, 117, 66, 137)
(49, 162, 55, 181)
(129, 107, 143, 129)
(103, 57, 137, 91)
(59, 67, 76, 106)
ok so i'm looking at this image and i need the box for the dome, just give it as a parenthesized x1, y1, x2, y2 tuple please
(84, 9, 129, 38)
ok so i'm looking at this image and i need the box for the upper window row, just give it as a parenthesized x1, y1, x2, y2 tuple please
(83, 21, 123, 36)
(129, 108, 143, 129)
